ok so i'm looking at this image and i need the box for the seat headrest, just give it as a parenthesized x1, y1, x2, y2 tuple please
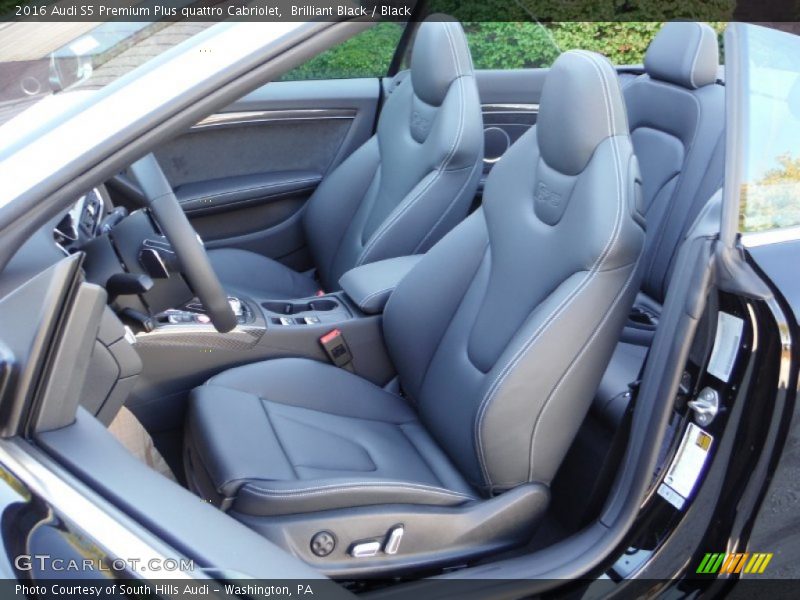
(411, 16, 474, 106)
(644, 21, 719, 89)
(536, 50, 629, 176)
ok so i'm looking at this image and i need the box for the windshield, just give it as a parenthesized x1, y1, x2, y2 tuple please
(739, 24, 800, 233)
(0, 21, 213, 125)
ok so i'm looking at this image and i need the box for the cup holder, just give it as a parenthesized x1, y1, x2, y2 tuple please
(262, 299, 338, 315)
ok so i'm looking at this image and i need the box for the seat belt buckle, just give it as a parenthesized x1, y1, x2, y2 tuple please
(320, 329, 354, 370)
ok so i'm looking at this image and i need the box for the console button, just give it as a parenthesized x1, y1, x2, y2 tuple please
(350, 541, 381, 558)
(310, 531, 336, 557)
(384, 526, 404, 555)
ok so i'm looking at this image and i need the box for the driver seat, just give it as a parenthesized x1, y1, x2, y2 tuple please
(185, 50, 645, 575)
(206, 17, 483, 300)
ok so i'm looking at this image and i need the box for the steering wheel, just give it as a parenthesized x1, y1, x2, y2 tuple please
(128, 154, 238, 333)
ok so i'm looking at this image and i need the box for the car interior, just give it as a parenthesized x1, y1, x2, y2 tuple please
(0, 17, 729, 582)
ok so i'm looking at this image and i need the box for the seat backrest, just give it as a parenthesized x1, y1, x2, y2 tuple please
(625, 21, 725, 304)
(383, 50, 646, 493)
(303, 17, 483, 291)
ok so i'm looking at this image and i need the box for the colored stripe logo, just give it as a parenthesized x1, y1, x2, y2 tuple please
(696, 552, 773, 574)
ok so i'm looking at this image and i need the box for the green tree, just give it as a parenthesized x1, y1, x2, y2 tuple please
(741, 154, 800, 232)
(281, 21, 729, 81)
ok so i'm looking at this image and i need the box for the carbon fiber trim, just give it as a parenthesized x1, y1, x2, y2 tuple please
(135, 326, 264, 351)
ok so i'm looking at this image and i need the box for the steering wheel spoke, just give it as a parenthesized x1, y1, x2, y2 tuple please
(128, 154, 237, 333)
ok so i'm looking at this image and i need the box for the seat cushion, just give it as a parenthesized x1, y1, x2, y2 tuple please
(207, 248, 320, 300)
(185, 358, 477, 516)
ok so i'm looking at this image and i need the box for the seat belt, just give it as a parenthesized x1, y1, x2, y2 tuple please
(319, 329, 355, 372)
(578, 357, 649, 528)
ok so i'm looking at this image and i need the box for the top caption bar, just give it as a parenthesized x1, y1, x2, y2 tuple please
(3, 0, 799, 22)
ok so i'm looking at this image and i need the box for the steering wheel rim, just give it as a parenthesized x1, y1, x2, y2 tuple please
(128, 154, 237, 333)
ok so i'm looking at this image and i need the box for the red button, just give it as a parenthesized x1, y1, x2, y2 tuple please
(320, 329, 341, 344)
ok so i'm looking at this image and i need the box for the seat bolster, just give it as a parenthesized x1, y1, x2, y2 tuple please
(399, 422, 476, 497)
(206, 358, 418, 423)
(234, 478, 475, 517)
(206, 247, 319, 300)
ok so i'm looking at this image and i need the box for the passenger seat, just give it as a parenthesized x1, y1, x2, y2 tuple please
(593, 21, 725, 426)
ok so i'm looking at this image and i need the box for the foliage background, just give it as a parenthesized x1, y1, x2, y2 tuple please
(741, 155, 800, 232)
(281, 20, 728, 80)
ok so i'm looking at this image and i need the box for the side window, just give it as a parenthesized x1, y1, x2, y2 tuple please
(739, 26, 800, 233)
(279, 23, 404, 81)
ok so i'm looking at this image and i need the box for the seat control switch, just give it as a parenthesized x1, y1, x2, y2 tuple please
(350, 541, 381, 558)
(384, 526, 404, 555)
(310, 531, 336, 557)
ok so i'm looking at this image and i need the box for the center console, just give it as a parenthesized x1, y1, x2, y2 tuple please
(260, 297, 350, 327)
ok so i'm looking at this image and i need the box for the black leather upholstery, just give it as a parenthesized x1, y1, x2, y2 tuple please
(186, 359, 476, 516)
(384, 50, 644, 491)
(207, 248, 320, 299)
(207, 17, 483, 300)
(185, 49, 644, 566)
(593, 21, 726, 426)
(643, 21, 718, 89)
(338, 255, 422, 314)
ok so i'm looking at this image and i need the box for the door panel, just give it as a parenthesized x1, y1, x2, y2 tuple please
(159, 114, 352, 188)
(476, 69, 546, 185)
(152, 78, 380, 270)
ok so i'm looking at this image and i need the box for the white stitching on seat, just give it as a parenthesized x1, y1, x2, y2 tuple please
(357, 285, 395, 310)
(473, 51, 625, 488)
(412, 158, 479, 254)
(688, 22, 706, 89)
(355, 23, 468, 267)
(528, 50, 629, 481)
(529, 266, 639, 480)
(242, 481, 474, 500)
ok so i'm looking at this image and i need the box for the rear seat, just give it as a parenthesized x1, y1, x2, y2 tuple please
(593, 22, 726, 427)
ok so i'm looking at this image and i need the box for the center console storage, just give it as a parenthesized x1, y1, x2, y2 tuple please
(261, 298, 348, 326)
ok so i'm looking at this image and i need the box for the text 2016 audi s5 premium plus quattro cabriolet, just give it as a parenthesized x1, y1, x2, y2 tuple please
(0, 12, 798, 600)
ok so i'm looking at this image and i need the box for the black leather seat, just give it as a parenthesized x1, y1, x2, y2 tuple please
(187, 359, 477, 515)
(185, 49, 645, 574)
(207, 17, 483, 300)
(592, 21, 726, 426)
